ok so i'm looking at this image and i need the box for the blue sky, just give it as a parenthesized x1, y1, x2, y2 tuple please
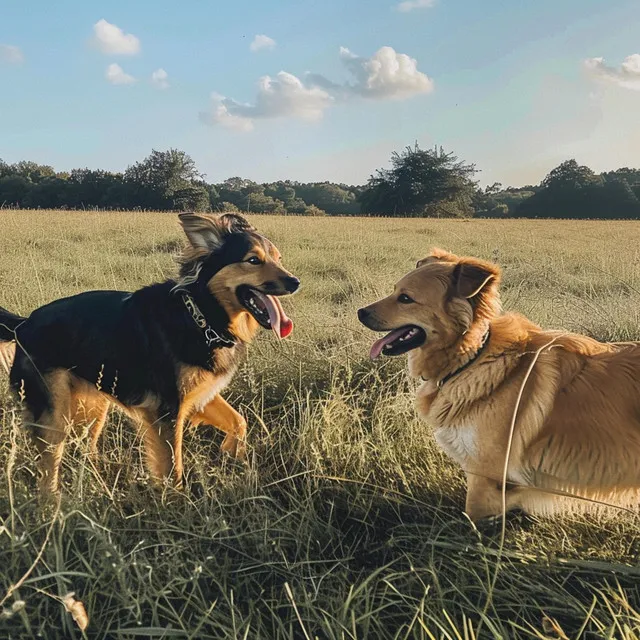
(1, 0, 639, 187)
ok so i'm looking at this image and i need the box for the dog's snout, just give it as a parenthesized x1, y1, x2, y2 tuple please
(357, 307, 369, 323)
(283, 276, 300, 294)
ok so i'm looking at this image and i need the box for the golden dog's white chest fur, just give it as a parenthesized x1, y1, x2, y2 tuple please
(434, 424, 479, 467)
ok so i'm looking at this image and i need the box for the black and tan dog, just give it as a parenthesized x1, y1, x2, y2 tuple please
(0, 213, 299, 494)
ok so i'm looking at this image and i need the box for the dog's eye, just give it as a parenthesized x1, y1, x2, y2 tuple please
(398, 294, 414, 304)
(247, 256, 262, 265)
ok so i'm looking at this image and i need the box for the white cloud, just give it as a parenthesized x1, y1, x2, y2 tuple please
(396, 0, 435, 12)
(250, 34, 276, 52)
(200, 95, 255, 132)
(309, 46, 434, 100)
(0, 44, 24, 64)
(151, 68, 169, 89)
(106, 63, 136, 85)
(92, 19, 140, 55)
(201, 73, 332, 131)
(584, 54, 640, 91)
(201, 46, 432, 132)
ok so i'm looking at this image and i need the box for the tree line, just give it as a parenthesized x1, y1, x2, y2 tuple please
(1, 146, 639, 219)
(0, 150, 361, 216)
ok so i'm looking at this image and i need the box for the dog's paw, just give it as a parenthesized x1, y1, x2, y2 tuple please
(221, 435, 247, 462)
(471, 513, 502, 536)
(471, 508, 533, 535)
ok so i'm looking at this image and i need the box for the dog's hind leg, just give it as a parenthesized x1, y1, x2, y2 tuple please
(193, 394, 247, 461)
(32, 370, 74, 495)
(0, 341, 15, 375)
(36, 419, 69, 495)
(88, 400, 110, 454)
(70, 392, 111, 454)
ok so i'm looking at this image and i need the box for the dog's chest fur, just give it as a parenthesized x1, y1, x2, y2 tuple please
(416, 380, 479, 466)
(434, 424, 479, 467)
(179, 344, 243, 410)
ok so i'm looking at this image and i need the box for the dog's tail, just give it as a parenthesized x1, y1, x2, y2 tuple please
(0, 306, 25, 342)
(0, 306, 25, 374)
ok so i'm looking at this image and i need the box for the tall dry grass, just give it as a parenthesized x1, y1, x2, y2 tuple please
(0, 210, 639, 638)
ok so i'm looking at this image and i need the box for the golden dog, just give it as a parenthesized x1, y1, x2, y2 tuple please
(359, 248, 640, 521)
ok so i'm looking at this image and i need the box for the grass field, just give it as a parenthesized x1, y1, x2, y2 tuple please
(1, 210, 640, 639)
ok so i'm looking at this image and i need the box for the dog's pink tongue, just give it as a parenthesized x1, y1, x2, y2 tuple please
(253, 291, 293, 339)
(370, 327, 407, 360)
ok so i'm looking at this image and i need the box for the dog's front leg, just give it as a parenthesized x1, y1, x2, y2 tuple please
(136, 419, 177, 484)
(193, 395, 247, 461)
(465, 473, 499, 522)
(464, 472, 523, 522)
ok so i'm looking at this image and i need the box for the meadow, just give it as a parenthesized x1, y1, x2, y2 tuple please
(1, 210, 640, 639)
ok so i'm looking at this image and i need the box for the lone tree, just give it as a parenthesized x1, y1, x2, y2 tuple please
(542, 159, 600, 192)
(359, 144, 478, 217)
(124, 149, 209, 211)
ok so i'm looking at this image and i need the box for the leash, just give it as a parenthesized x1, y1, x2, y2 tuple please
(179, 291, 236, 349)
(427, 328, 491, 389)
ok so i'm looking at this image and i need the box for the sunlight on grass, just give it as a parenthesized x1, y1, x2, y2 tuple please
(1, 210, 639, 638)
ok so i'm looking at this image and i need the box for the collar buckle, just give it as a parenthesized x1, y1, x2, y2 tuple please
(203, 325, 235, 348)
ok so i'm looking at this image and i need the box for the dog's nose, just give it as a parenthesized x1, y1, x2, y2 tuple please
(357, 308, 369, 322)
(283, 276, 300, 293)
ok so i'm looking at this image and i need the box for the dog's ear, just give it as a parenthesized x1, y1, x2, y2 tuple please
(219, 213, 255, 233)
(415, 248, 459, 269)
(451, 259, 501, 301)
(179, 213, 226, 251)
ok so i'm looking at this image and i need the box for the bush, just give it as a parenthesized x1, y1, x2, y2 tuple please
(422, 200, 473, 218)
(477, 203, 509, 218)
(302, 204, 327, 216)
(219, 201, 241, 213)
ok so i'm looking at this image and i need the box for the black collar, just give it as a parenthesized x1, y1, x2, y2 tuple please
(179, 290, 236, 349)
(432, 328, 491, 389)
